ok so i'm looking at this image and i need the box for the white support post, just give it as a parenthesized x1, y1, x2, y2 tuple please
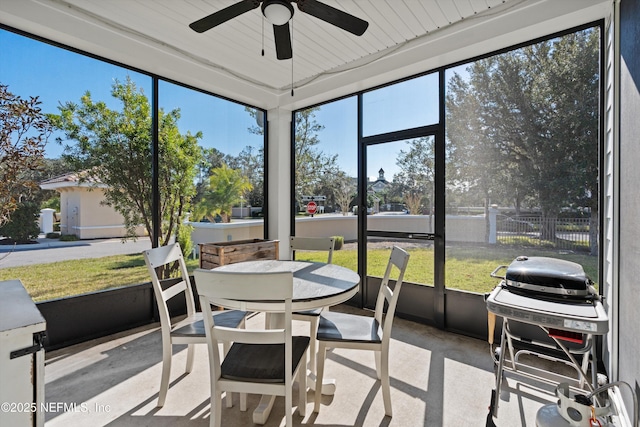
(266, 107, 293, 260)
(488, 205, 499, 244)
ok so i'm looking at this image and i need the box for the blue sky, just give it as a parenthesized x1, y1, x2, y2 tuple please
(0, 30, 262, 161)
(1, 28, 445, 181)
(301, 73, 441, 179)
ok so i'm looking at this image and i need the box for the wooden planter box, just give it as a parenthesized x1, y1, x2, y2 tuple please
(199, 239, 279, 269)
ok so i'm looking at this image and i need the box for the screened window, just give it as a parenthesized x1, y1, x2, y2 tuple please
(362, 73, 439, 137)
(0, 28, 266, 300)
(444, 27, 600, 292)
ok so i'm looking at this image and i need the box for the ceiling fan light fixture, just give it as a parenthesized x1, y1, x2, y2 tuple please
(262, 0, 294, 26)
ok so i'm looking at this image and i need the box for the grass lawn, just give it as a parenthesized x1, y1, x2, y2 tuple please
(0, 245, 598, 302)
(301, 244, 597, 294)
(0, 255, 199, 302)
(443, 245, 598, 293)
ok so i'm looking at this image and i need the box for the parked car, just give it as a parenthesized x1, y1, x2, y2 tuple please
(352, 206, 373, 215)
(496, 214, 536, 232)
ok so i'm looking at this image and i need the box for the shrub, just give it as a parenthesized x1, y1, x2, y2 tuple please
(41, 195, 60, 211)
(0, 85, 51, 228)
(46, 232, 61, 239)
(0, 202, 40, 243)
(177, 224, 194, 259)
(59, 234, 79, 241)
(332, 235, 344, 250)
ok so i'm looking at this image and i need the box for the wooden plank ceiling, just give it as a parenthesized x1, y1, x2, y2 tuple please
(42, 0, 511, 90)
(1, 0, 609, 108)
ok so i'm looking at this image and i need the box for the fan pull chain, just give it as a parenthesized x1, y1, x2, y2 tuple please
(291, 59, 294, 96)
(261, 15, 265, 56)
(290, 19, 294, 96)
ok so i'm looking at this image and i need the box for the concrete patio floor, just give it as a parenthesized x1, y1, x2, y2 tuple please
(44, 305, 564, 426)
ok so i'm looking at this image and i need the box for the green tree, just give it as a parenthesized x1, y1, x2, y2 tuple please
(200, 146, 227, 175)
(293, 107, 339, 207)
(393, 137, 435, 225)
(194, 164, 252, 223)
(239, 107, 269, 209)
(20, 157, 74, 212)
(38, 158, 73, 208)
(334, 173, 356, 215)
(446, 29, 599, 251)
(50, 77, 201, 252)
(446, 73, 505, 240)
(0, 84, 51, 227)
(227, 145, 264, 208)
(311, 161, 346, 212)
(247, 105, 341, 210)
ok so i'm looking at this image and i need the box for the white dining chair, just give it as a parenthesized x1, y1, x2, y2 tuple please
(289, 236, 335, 377)
(313, 246, 410, 417)
(194, 268, 309, 427)
(143, 243, 247, 408)
(289, 236, 335, 264)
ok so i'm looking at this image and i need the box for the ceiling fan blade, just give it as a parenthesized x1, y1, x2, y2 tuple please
(189, 0, 261, 33)
(273, 23, 292, 60)
(297, 0, 368, 36)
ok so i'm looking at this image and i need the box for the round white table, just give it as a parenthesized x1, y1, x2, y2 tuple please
(213, 260, 360, 424)
(214, 260, 360, 311)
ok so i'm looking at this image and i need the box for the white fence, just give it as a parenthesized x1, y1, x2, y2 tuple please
(190, 213, 489, 249)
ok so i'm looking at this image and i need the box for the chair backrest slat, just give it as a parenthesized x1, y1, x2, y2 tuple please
(144, 243, 182, 269)
(379, 284, 394, 303)
(195, 269, 295, 380)
(213, 326, 285, 344)
(161, 279, 188, 302)
(374, 246, 410, 340)
(290, 236, 335, 264)
(143, 243, 196, 328)
(194, 269, 292, 301)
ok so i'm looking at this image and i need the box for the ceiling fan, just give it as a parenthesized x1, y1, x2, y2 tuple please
(189, 0, 369, 60)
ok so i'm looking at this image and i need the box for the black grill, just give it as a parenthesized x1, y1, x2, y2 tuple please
(490, 256, 595, 301)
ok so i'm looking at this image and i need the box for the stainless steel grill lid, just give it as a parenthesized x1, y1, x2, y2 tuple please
(491, 256, 593, 298)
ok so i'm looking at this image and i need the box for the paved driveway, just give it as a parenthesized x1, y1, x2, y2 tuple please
(0, 237, 152, 268)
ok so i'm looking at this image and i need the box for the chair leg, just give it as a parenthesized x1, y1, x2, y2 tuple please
(211, 390, 222, 427)
(221, 342, 233, 408)
(285, 384, 293, 427)
(185, 343, 195, 373)
(374, 349, 382, 380)
(158, 340, 172, 407)
(380, 350, 392, 417)
(308, 317, 318, 374)
(298, 353, 307, 417)
(314, 343, 326, 413)
(237, 320, 248, 410)
(240, 393, 247, 412)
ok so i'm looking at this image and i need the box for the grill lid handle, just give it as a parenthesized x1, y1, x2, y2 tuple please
(490, 265, 508, 280)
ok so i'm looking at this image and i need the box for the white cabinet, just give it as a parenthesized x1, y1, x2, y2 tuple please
(0, 280, 46, 427)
